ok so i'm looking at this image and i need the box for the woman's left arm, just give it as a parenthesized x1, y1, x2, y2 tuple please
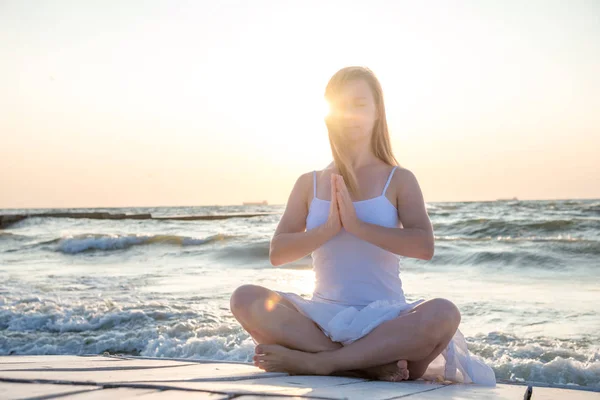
(339, 169, 434, 260)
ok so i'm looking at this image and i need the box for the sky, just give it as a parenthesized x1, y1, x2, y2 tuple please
(1, 0, 599, 208)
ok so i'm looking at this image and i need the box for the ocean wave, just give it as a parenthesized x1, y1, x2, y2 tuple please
(0, 297, 253, 361)
(1, 298, 154, 333)
(468, 332, 600, 387)
(214, 241, 271, 262)
(211, 241, 312, 269)
(0, 232, 29, 241)
(1, 297, 598, 387)
(50, 233, 235, 254)
(434, 217, 598, 237)
(208, 236, 597, 269)
(420, 248, 566, 269)
(402, 243, 600, 269)
(434, 235, 593, 243)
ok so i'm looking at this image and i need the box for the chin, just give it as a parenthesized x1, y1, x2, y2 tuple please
(346, 132, 370, 143)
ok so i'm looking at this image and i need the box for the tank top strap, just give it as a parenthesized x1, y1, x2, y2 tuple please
(382, 166, 399, 196)
(313, 170, 317, 197)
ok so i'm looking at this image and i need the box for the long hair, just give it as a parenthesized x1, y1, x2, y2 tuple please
(324, 66, 400, 197)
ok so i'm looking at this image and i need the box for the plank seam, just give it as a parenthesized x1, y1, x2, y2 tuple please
(0, 377, 342, 400)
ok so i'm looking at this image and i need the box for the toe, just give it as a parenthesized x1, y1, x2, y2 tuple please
(255, 345, 264, 354)
(253, 354, 268, 368)
(391, 373, 404, 382)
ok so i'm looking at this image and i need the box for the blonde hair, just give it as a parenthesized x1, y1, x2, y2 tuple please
(324, 66, 400, 197)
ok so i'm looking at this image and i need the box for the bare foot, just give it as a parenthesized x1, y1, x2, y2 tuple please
(330, 361, 410, 381)
(362, 360, 409, 382)
(253, 344, 332, 375)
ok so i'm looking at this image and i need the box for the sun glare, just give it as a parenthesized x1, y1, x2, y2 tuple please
(322, 98, 331, 119)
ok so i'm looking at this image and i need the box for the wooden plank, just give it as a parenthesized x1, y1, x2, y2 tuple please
(396, 383, 600, 399)
(0, 358, 199, 371)
(0, 362, 286, 383)
(127, 375, 367, 398)
(298, 380, 447, 399)
(0, 382, 102, 400)
(524, 386, 600, 400)
(231, 397, 338, 400)
(1, 356, 597, 400)
(395, 384, 525, 399)
(55, 388, 158, 399)
(0, 356, 115, 365)
(67, 388, 227, 399)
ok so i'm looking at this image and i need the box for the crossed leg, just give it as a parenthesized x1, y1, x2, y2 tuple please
(230, 284, 408, 380)
(230, 285, 459, 380)
(251, 296, 460, 378)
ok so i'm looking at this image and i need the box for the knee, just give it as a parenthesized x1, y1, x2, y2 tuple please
(229, 284, 269, 319)
(417, 298, 461, 342)
(430, 298, 461, 333)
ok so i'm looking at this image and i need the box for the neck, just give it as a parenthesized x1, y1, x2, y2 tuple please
(345, 136, 378, 170)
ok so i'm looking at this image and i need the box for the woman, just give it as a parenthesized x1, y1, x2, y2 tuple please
(230, 66, 496, 385)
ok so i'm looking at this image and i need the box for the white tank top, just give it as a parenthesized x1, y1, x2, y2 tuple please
(306, 166, 407, 307)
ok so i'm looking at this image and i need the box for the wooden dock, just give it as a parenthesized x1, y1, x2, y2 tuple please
(0, 355, 597, 399)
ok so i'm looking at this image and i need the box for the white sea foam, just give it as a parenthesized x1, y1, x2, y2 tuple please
(54, 233, 230, 254)
(1, 296, 598, 387)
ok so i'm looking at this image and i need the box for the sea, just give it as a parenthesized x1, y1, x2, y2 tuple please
(0, 199, 599, 388)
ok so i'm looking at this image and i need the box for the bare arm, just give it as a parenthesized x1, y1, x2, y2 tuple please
(350, 169, 434, 260)
(269, 172, 339, 267)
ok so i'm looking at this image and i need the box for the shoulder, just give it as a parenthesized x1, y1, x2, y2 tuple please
(291, 171, 314, 198)
(391, 167, 426, 204)
(391, 167, 419, 188)
(293, 170, 319, 202)
(296, 171, 314, 185)
(391, 166, 428, 210)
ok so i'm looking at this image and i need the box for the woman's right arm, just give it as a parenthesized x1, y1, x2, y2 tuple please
(269, 172, 340, 267)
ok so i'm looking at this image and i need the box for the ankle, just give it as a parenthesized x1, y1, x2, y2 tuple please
(313, 350, 338, 375)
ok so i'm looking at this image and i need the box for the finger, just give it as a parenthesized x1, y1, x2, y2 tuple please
(331, 174, 336, 195)
(333, 189, 340, 214)
(337, 175, 350, 196)
(335, 175, 345, 196)
(337, 177, 351, 204)
(330, 176, 338, 209)
(336, 188, 348, 211)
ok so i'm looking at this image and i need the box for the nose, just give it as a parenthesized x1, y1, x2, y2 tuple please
(340, 107, 357, 122)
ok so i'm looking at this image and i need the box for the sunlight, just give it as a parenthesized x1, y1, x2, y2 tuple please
(222, 78, 333, 171)
(322, 97, 331, 119)
(293, 271, 315, 295)
(265, 298, 276, 312)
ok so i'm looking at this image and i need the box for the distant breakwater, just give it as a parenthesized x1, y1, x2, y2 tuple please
(0, 212, 275, 229)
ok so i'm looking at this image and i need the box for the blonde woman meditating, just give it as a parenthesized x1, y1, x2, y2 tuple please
(230, 66, 495, 385)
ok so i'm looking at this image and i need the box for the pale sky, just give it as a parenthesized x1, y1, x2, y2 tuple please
(1, 0, 599, 208)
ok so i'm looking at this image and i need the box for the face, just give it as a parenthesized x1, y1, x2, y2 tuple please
(327, 79, 378, 143)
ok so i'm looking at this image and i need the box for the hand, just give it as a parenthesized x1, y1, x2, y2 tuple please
(323, 174, 342, 237)
(335, 174, 361, 234)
